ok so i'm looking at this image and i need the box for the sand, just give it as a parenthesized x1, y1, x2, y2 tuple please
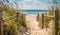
(25, 15, 55, 35)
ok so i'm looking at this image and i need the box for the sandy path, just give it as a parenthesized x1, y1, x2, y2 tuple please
(25, 15, 55, 35)
(26, 15, 40, 30)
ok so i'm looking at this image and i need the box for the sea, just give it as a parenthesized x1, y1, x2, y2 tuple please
(20, 10, 49, 16)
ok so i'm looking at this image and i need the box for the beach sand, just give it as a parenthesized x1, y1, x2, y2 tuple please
(25, 15, 55, 35)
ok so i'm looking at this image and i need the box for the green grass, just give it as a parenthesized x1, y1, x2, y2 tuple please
(1, 4, 27, 35)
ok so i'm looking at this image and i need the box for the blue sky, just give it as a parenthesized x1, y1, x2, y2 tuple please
(9, 0, 60, 10)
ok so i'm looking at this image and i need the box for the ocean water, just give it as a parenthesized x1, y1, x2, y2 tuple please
(21, 10, 49, 15)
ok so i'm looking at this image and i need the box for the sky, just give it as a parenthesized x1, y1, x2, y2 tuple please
(9, 0, 60, 10)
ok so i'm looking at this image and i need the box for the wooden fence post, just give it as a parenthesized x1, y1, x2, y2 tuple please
(0, 7, 3, 35)
(54, 9, 59, 35)
(42, 13, 44, 29)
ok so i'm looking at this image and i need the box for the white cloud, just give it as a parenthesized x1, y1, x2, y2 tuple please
(20, 4, 50, 10)
(24, 0, 32, 2)
(18, 0, 51, 10)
